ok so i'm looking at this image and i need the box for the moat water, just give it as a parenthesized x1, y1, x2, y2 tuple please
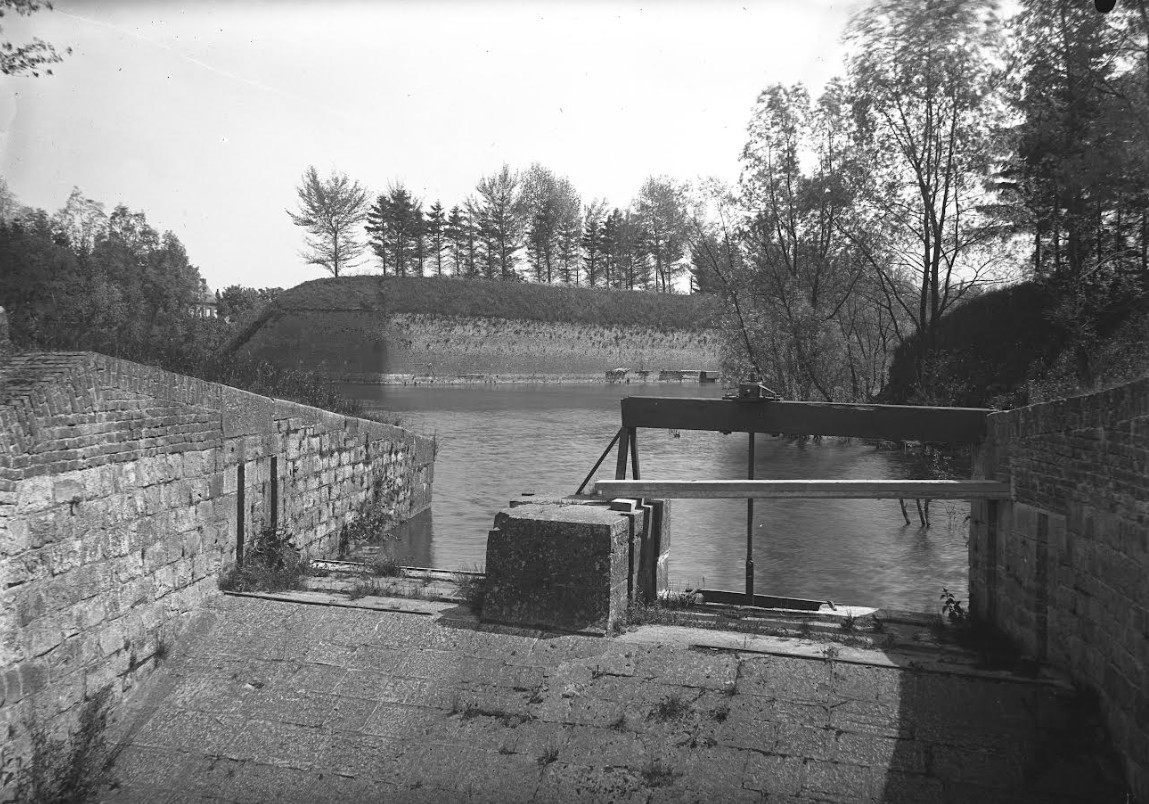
(346, 382, 969, 612)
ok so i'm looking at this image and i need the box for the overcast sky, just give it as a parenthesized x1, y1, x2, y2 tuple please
(2, 0, 865, 291)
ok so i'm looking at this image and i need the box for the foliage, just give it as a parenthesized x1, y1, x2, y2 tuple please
(635, 176, 690, 293)
(287, 166, 369, 277)
(366, 182, 425, 278)
(474, 164, 527, 281)
(218, 526, 308, 593)
(884, 278, 1148, 407)
(1, 0, 70, 77)
(453, 570, 486, 614)
(940, 588, 968, 623)
(13, 686, 114, 803)
(252, 274, 718, 333)
(0, 188, 383, 419)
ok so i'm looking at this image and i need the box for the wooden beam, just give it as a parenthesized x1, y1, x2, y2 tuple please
(619, 397, 990, 443)
(593, 479, 1012, 500)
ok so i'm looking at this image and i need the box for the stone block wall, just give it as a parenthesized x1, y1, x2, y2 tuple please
(0, 352, 433, 797)
(969, 376, 1148, 800)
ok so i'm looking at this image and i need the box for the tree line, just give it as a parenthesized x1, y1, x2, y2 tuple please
(290, 165, 692, 293)
(0, 181, 368, 416)
(690, 0, 1149, 405)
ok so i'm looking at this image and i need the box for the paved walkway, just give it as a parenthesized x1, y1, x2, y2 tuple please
(99, 596, 1127, 803)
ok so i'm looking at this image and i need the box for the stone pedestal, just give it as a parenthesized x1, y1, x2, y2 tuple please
(482, 497, 669, 634)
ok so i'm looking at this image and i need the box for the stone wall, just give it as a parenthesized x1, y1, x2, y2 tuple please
(0, 352, 434, 797)
(969, 376, 1148, 800)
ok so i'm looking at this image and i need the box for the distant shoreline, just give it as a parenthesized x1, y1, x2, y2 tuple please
(340, 373, 723, 386)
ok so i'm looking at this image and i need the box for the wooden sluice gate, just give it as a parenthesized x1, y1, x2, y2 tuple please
(577, 387, 1011, 607)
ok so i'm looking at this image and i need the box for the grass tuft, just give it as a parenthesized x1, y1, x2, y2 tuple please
(649, 695, 690, 723)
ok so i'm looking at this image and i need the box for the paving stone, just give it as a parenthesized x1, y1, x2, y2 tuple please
(321, 694, 379, 733)
(130, 709, 245, 754)
(224, 720, 332, 770)
(100, 600, 1131, 804)
(533, 761, 652, 804)
(207, 761, 319, 804)
(560, 725, 645, 767)
(742, 751, 805, 797)
(800, 758, 884, 803)
(738, 654, 833, 702)
(359, 702, 444, 740)
(322, 731, 404, 780)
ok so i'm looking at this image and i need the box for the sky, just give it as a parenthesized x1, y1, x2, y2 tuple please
(1, 0, 866, 292)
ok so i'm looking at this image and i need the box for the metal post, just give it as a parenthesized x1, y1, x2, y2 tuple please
(746, 432, 755, 603)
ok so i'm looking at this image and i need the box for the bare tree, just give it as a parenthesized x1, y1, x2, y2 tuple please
(845, 0, 1006, 379)
(287, 166, 369, 277)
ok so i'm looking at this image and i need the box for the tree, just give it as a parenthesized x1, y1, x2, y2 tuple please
(580, 201, 606, 286)
(736, 81, 876, 401)
(53, 187, 107, 253)
(474, 164, 526, 281)
(367, 184, 424, 277)
(845, 0, 1007, 382)
(425, 202, 447, 277)
(635, 176, 690, 292)
(1, 0, 71, 77)
(287, 166, 368, 277)
(999, 0, 1149, 387)
(444, 205, 470, 276)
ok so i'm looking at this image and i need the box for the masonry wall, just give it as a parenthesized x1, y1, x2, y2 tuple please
(0, 352, 433, 796)
(969, 376, 1148, 800)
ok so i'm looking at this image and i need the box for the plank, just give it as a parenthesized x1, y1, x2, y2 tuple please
(619, 396, 991, 443)
(592, 479, 1012, 500)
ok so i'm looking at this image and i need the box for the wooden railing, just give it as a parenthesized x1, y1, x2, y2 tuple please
(591, 478, 1010, 604)
(593, 479, 1011, 500)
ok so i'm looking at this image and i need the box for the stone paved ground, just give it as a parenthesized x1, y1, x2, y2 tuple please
(98, 596, 1128, 804)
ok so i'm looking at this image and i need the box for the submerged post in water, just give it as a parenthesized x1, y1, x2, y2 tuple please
(746, 431, 755, 602)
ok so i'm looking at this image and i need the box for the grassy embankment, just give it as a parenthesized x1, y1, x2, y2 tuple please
(883, 280, 1149, 409)
(232, 276, 722, 382)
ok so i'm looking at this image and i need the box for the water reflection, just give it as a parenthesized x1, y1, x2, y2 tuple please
(344, 382, 969, 612)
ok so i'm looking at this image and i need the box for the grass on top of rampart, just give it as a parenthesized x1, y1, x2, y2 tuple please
(267, 275, 720, 331)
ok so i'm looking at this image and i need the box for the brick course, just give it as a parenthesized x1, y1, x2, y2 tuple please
(969, 375, 1149, 800)
(0, 352, 433, 797)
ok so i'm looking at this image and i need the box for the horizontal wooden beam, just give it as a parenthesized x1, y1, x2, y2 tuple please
(619, 397, 990, 443)
(593, 479, 1011, 500)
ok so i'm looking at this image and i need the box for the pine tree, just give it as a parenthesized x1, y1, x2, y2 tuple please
(425, 202, 447, 277)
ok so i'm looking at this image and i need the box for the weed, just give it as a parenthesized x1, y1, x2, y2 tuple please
(823, 645, 840, 660)
(218, 526, 308, 593)
(346, 579, 377, 600)
(369, 555, 402, 578)
(940, 588, 968, 623)
(711, 704, 730, 723)
(649, 695, 690, 723)
(538, 745, 560, 767)
(528, 685, 545, 705)
(455, 569, 486, 614)
(608, 713, 627, 731)
(871, 617, 885, 634)
(153, 637, 169, 663)
(15, 686, 115, 803)
(798, 620, 814, 638)
(840, 613, 857, 632)
(641, 758, 679, 788)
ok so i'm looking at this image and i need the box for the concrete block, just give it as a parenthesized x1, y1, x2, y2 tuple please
(482, 502, 629, 633)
